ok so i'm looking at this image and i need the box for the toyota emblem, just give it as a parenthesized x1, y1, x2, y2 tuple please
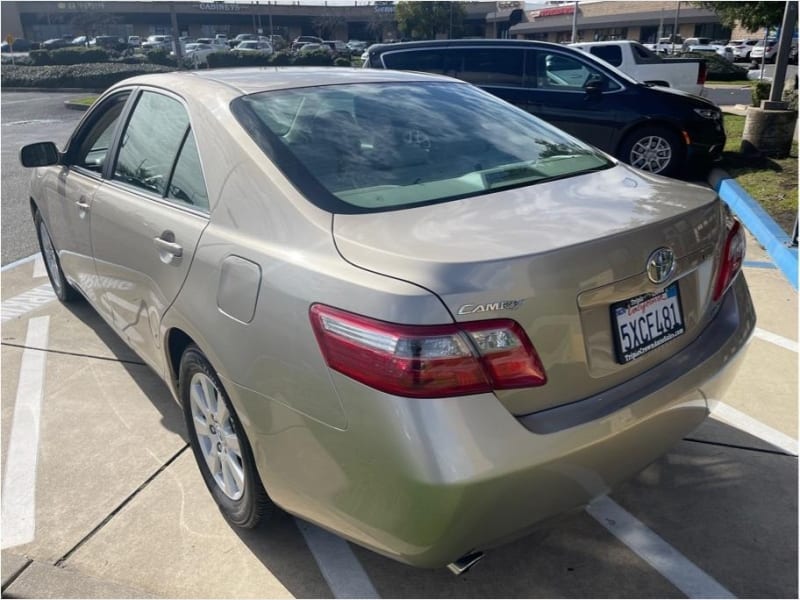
(647, 247, 675, 284)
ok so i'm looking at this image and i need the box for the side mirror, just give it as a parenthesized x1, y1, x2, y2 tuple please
(20, 142, 60, 168)
(585, 77, 604, 95)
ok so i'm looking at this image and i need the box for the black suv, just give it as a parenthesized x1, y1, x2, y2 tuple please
(363, 40, 724, 177)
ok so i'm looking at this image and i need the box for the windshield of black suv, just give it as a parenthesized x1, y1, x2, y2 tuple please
(232, 81, 613, 213)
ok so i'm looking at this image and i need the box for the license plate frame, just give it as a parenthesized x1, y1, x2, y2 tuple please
(611, 282, 685, 364)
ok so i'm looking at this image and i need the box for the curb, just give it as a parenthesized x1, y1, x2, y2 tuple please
(63, 100, 91, 111)
(709, 168, 798, 290)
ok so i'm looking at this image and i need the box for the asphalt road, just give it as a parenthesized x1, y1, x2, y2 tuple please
(1, 92, 83, 266)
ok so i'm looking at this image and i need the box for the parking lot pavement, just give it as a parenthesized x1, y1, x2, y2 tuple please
(1, 235, 796, 598)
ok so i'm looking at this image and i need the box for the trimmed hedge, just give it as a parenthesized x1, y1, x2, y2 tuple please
(29, 47, 109, 66)
(752, 80, 771, 106)
(205, 50, 303, 69)
(144, 48, 177, 66)
(1, 63, 175, 89)
(292, 51, 334, 66)
(680, 51, 748, 81)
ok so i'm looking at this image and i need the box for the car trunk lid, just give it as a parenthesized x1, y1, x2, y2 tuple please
(332, 165, 724, 415)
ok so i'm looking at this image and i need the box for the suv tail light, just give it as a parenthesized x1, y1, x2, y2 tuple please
(309, 304, 547, 398)
(712, 219, 745, 302)
(697, 60, 708, 85)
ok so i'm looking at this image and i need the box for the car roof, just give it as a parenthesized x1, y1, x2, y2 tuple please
(367, 38, 578, 54)
(110, 67, 458, 97)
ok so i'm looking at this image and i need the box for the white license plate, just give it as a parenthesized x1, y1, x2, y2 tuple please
(611, 283, 685, 364)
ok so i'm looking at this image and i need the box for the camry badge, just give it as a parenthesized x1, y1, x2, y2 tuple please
(457, 300, 525, 315)
(647, 247, 675, 284)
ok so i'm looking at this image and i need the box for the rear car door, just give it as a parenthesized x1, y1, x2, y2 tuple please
(91, 89, 210, 373)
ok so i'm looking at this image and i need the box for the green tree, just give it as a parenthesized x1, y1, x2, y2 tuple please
(698, 1, 786, 31)
(395, 1, 466, 40)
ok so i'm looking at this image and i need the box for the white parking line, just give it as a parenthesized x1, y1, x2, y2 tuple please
(711, 402, 798, 456)
(1, 316, 51, 550)
(1, 284, 56, 323)
(32, 255, 47, 279)
(753, 327, 798, 353)
(586, 496, 735, 599)
(295, 519, 380, 599)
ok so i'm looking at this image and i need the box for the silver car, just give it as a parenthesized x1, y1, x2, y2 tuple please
(20, 68, 754, 570)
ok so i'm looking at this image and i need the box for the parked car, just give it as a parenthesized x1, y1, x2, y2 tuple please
(364, 39, 724, 177)
(42, 37, 72, 50)
(291, 35, 323, 52)
(1, 38, 33, 52)
(643, 35, 684, 55)
(141, 35, 172, 51)
(230, 33, 258, 48)
(324, 40, 349, 55)
(127, 35, 142, 48)
(297, 42, 332, 55)
(346, 39, 368, 54)
(90, 35, 126, 51)
(196, 37, 229, 52)
(172, 42, 217, 64)
(727, 39, 759, 61)
(19, 67, 755, 570)
(684, 43, 734, 62)
(233, 40, 273, 55)
(570, 40, 707, 95)
(750, 38, 778, 63)
(681, 37, 712, 51)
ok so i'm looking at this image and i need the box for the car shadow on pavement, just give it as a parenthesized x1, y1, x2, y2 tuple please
(62, 300, 188, 442)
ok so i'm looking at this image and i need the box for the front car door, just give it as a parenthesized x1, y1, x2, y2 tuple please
(91, 88, 210, 373)
(521, 48, 625, 152)
(38, 91, 131, 304)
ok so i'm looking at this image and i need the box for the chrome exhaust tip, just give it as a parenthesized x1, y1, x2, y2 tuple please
(446, 551, 484, 575)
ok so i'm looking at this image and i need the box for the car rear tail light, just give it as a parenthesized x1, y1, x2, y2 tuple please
(712, 219, 745, 302)
(309, 304, 547, 398)
(697, 61, 708, 85)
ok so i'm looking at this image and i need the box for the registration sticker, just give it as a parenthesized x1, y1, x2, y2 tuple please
(611, 283, 684, 364)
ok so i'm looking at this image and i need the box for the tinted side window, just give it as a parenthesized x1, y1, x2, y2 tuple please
(590, 45, 622, 67)
(71, 92, 130, 172)
(167, 130, 209, 211)
(382, 49, 447, 74)
(113, 91, 189, 196)
(457, 48, 524, 87)
(526, 50, 621, 92)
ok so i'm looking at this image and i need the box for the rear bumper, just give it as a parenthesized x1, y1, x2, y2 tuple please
(227, 275, 754, 568)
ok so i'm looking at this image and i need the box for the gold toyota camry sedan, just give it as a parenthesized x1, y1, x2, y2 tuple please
(20, 68, 754, 571)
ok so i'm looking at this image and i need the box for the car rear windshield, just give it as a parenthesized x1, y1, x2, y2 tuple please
(232, 81, 613, 213)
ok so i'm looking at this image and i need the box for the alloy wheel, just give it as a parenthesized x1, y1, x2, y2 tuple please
(189, 372, 246, 500)
(629, 135, 673, 173)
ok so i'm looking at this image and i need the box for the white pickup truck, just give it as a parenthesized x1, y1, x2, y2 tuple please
(570, 40, 707, 96)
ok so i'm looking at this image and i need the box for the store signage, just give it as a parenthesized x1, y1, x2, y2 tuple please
(529, 5, 575, 19)
(199, 2, 241, 12)
(374, 1, 395, 14)
(57, 2, 106, 9)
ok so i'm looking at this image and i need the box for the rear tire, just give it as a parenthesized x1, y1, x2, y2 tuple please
(180, 345, 272, 528)
(34, 210, 80, 303)
(618, 126, 683, 178)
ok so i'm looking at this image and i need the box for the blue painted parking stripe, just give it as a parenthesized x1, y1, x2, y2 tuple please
(712, 173, 798, 290)
(743, 260, 777, 270)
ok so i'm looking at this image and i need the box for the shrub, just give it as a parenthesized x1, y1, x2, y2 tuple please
(292, 50, 334, 66)
(269, 51, 292, 66)
(1, 63, 175, 89)
(751, 80, 771, 107)
(334, 57, 352, 67)
(29, 47, 110, 66)
(782, 87, 798, 112)
(206, 52, 240, 68)
(145, 48, 176, 66)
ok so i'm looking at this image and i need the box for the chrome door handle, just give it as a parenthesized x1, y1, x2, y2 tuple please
(76, 197, 90, 210)
(153, 236, 183, 257)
